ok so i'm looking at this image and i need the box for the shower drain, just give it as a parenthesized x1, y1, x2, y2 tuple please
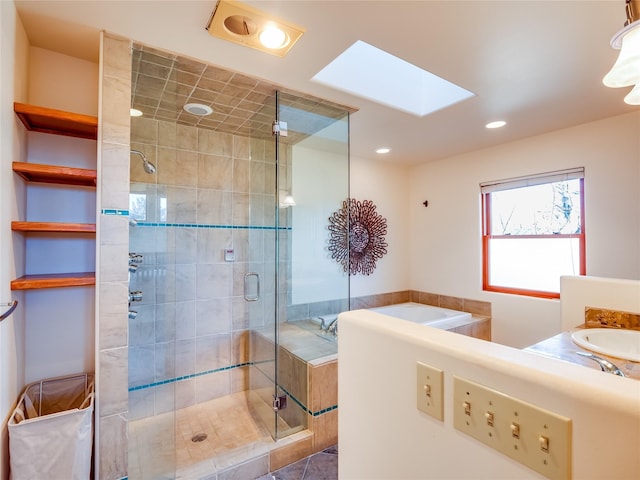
(191, 433, 208, 443)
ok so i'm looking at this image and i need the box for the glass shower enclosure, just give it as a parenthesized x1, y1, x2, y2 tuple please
(127, 45, 349, 479)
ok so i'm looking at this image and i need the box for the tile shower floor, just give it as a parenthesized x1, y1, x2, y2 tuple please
(129, 391, 276, 479)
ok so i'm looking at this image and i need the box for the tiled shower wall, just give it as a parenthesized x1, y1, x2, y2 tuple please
(127, 115, 278, 419)
(97, 33, 132, 480)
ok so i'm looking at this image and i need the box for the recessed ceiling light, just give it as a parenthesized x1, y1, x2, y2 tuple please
(130, 108, 143, 117)
(312, 40, 475, 117)
(183, 103, 213, 116)
(376, 148, 391, 154)
(486, 120, 506, 129)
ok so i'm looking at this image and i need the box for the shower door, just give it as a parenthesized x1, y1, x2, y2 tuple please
(246, 90, 350, 440)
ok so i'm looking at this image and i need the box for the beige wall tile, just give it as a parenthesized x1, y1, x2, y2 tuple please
(160, 185, 197, 223)
(99, 413, 128, 480)
(471, 318, 492, 341)
(277, 347, 307, 406)
(131, 116, 158, 145)
(309, 361, 337, 412)
(99, 347, 128, 417)
(464, 298, 492, 316)
(231, 365, 249, 393)
(309, 409, 338, 452)
(101, 75, 131, 146)
(196, 189, 232, 225)
(99, 213, 129, 246)
(198, 153, 233, 190)
(439, 295, 464, 310)
(99, 281, 128, 349)
(196, 263, 232, 300)
(391, 290, 411, 304)
(100, 243, 129, 283)
(417, 291, 439, 306)
(195, 370, 231, 403)
(102, 35, 131, 80)
(156, 147, 196, 187)
(233, 158, 251, 193)
(269, 434, 313, 471)
(232, 330, 249, 364)
(234, 135, 251, 160)
(158, 121, 177, 148)
(250, 161, 266, 195)
(177, 124, 197, 150)
(198, 129, 233, 156)
(232, 192, 250, 225)
(101, 142, 130, 208)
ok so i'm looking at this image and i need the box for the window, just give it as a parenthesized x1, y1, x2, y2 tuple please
(481, 168, 585, 298)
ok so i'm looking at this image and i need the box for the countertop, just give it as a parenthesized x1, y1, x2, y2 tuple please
(525, 330, 640, 380)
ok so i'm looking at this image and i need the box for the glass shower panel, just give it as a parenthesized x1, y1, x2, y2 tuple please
(277, 92, 350, 310)
(275, 92, 349, 438)
(245, 92, 279, 440)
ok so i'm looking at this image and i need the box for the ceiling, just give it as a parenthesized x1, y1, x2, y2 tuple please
(14, 1, 638, 165)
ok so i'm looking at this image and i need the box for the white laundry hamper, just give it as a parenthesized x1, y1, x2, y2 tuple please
(8, 373, 94, 480)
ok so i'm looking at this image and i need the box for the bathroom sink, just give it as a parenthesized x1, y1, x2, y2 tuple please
(571, 328, 640, 362)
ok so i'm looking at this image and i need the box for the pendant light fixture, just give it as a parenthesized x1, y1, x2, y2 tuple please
(603, 0, 640, 105)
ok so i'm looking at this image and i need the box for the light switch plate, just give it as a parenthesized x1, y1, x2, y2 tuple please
(416, 362, 444, 421)
(453, 376, 571, 480)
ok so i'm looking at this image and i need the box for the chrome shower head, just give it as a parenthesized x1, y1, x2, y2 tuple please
(130, 149, 156, 174)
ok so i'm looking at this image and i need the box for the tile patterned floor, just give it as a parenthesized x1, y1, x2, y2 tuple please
(129, 392, 273, 479)
(256, 446, 338, 480)
(129, 391, 337, 480)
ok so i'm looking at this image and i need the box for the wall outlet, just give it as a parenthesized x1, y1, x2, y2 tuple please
(453, 376, 571, 480)
(416, 362, 444, 421)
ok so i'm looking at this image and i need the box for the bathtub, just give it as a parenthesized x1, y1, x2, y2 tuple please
(369, 302, 473, 330)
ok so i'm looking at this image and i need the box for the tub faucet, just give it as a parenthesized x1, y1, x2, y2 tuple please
(328, 317, 338, 335)
(318, 315, 338, 335)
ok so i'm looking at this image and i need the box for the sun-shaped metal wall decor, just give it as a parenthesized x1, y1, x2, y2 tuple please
(328, 198, 388, 275)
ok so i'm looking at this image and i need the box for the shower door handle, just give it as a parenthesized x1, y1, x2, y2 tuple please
(244, 272, 260, 302)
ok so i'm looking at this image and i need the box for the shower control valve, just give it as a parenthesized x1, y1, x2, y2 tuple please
(129, 253, 143, 265)
(128, 291, 143, 303)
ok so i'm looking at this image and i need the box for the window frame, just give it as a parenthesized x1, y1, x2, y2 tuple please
(481, 172, 586, 299)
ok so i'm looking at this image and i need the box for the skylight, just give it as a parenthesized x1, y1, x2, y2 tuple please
(312, 40, 475, 117)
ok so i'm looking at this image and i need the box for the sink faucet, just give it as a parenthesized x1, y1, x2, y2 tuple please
(575, 351, 625, 377)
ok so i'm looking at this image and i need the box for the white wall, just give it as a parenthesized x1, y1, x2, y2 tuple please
(349, 155, 411, 298)
(28, 47, 98, 116)
(408, 112, 640, 347)
(339, 307, 640, 480)
(0, 3, 28, 479)
(23, 48, 98, 383)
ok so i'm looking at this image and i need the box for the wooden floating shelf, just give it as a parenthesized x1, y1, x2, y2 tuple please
(12, 162, 97, 187)
(14, 102, 98, 140)
(11, 272, 96, 290)
(11, 221, 96, 234)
